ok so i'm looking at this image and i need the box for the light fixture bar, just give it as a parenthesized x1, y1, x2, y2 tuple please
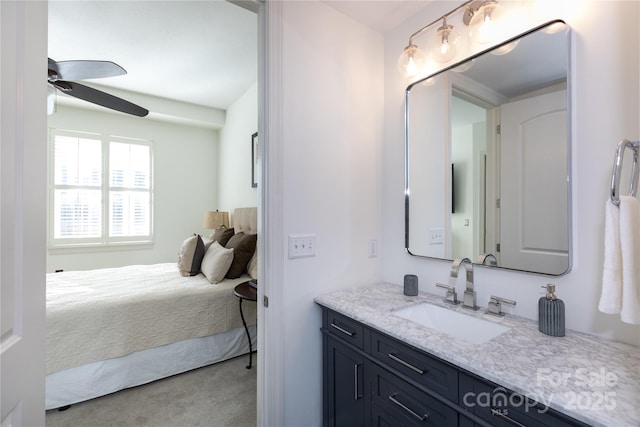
(406, 0, 474, 46)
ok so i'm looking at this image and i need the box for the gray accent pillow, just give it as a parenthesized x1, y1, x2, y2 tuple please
(178, 234, 205, 277)
(214, 227, 235, 247)
(225, 232, 257, 279)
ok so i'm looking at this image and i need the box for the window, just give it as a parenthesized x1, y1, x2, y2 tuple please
(49, 129, 153, 248)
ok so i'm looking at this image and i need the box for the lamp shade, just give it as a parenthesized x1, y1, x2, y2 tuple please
(203, 211, 229, 229)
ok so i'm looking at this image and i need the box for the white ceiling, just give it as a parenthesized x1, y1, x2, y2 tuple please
(48, 1, 431, 112)
(49, 2, 564, 116)
(325, 1, 431, 33)
(48, 1, 258, 111)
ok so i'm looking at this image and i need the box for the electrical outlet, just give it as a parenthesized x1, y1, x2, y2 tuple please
(429, 228, 444, 245)
(288, 234, 316, 259)
(368, 239, 377, 258)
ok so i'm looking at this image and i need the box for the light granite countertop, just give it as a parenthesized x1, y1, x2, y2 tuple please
(315, 282, 640, 427)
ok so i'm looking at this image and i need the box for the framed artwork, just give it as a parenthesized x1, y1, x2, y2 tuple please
(251, 132, 258, 188)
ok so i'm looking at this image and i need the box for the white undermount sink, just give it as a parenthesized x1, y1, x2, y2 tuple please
(392, 302, 510, 345)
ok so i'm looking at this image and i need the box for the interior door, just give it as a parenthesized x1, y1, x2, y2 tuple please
(499, 89, 568, 274)
(1, 2, 47, 426)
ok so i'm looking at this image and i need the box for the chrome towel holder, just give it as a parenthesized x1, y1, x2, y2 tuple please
(610, 139, 639, 206)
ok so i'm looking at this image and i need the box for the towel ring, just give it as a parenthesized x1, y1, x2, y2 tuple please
(610, 139, 639, 206)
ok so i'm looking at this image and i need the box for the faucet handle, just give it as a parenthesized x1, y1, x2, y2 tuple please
(486, 295, 517, 317)
(435, 283, 460, 305)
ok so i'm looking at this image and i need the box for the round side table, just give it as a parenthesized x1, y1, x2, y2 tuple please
(234, 280, 257, 369)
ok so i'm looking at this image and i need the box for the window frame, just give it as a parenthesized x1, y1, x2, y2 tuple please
(48, 128, 155, 249)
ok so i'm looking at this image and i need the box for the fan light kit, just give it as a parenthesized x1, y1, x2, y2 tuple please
(397, 0, 514, 80)
(47, 58, 149, 117)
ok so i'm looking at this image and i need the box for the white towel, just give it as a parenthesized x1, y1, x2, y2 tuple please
(619, 196, 640, 324)
(599, 196, 640, 324)
(599, 199, 623, 314)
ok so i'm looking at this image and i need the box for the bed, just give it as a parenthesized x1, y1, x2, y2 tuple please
(45, 207, 258, 410)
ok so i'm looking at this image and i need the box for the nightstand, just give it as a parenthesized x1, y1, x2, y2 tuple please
(233, 280, 257, 369)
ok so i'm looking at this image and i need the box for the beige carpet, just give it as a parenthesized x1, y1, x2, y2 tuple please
(45, 355, 256, 427)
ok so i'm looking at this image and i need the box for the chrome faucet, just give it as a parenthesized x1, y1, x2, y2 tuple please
(450, 258, 478, 310)
(476, 253, 497, 266)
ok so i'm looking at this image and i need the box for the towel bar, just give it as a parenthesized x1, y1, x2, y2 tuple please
(610, 139, 639, 206)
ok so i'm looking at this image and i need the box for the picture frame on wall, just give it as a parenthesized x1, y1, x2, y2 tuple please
(251, 132, 258, 188)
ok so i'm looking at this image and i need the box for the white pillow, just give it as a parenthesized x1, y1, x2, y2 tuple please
(201, 241, 234, 284)
(247, 251, 258, 280)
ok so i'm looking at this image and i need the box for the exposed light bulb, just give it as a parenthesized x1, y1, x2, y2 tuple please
(430, 17, 461, 63)
(420, 75, 440, 87)
(490, 40, 518, 56)
(452, 59, 475, 73)
(542, 21, 566, 35)
(397, 44, 427, 79)
(468, 1, 506, 45)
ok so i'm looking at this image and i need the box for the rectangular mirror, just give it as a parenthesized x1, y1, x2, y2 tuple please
(405, 20, 571, 275)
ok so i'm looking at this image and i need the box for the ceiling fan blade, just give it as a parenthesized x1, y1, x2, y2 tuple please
(51, 81, 149, 117)
(48, 58, 127, 81)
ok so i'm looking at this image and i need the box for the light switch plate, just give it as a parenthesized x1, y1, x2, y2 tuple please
(288, 234, 316, 259)
(429, 228, 444, 245)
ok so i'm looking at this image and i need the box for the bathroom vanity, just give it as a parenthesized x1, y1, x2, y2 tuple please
(316, 283, 639, 427)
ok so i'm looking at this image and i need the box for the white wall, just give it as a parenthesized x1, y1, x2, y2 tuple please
(218, 82, 258, 213)
(47, 106, 219, 271)
(277, 2, 384, 425)
(382, 1, 640, 346)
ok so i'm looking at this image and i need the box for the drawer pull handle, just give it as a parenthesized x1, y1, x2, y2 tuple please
(353, 364, 361, 400)
(330, 322, 355, 337)
(389, 394, 428, 421)
(491, 408, 526, 427)
(388, 353, 425, 375)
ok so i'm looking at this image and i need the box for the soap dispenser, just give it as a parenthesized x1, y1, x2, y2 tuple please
(538, 284, 565, 337)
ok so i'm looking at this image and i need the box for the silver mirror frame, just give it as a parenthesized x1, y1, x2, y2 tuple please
(404, 19, 572, 276)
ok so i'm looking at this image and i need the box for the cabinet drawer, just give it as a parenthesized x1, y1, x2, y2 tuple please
(370, 363, 458, 427)
(325, 309, 364, 349)
(461, 374, 589, 427)
(370, 330, 458, 401)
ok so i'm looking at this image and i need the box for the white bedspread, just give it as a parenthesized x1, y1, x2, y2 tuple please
(46, 263, 256, 374)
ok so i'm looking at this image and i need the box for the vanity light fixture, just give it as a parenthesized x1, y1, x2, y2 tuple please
(430, 17, 461, 63)
(397, 44, 428, 79)
(397, 0, 514, 79)
(466, 0, 508, 45)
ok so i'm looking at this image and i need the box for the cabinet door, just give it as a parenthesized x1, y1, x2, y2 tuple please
(324, 335, 365, 427)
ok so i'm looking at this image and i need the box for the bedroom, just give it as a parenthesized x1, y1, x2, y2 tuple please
(3, 1, 640, 426)
(43, 0, 260, 413)
(46, 1, 258, 271)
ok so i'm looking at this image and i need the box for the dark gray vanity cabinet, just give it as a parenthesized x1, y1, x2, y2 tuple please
(323, 309, 367, 427)
(321, 306, 589, 427)
(325, 335, 366, 426)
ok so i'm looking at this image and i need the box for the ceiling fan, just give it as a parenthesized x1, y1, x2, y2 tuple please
(47, 58, 149, 117)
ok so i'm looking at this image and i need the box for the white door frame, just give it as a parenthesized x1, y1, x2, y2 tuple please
(256, 0, 285, 426)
